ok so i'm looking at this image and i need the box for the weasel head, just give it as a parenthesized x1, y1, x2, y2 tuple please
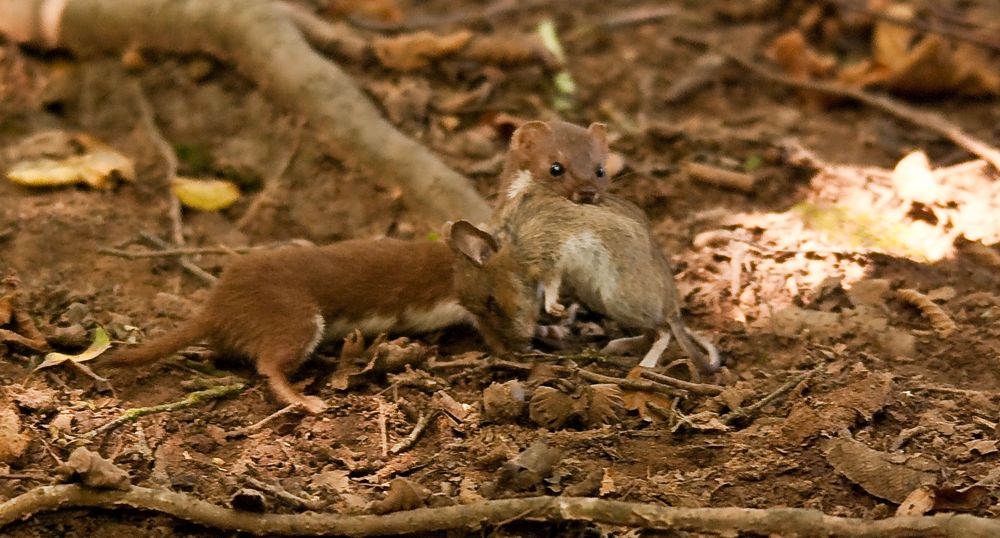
(444, 220, 538, 354)
(506, 120, 610, 204)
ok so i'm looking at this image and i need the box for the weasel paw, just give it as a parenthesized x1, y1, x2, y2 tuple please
(300, 396, 328, 414)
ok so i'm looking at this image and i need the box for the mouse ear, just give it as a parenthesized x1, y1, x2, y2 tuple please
(510, 121, 552, 153)
(445, 220, 499, 267)
(587, 122, 608, 147)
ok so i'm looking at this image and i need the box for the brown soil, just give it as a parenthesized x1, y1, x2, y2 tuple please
(2, 0, 1000, 536)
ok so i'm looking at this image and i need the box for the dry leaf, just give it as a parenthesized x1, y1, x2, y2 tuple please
(622, 366, 674, 422)
(585, 384, 624, 427)
(495, 439, 561, 493)
(56, 447, 131, 490)
(824, 437, 937, 503)
(965, 439, 998, 456)
(7, 148, 136, 189)
(0, 403, 30, 463)
(328, 0, 403, 23)
(896, 485, 935, 516)
(171, 177, 241, 211)
(482, 380, 528, 422)
(369, 477, 430, 514)
(529, 386, 574, 429)
(34, 327, 110, 382)
(330, 336, 428, 390)
(782, 372, 893, 445)
(598, 468, 616, 496)
(372, 31, 472, 71)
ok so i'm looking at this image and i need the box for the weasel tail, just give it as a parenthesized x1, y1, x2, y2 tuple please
(107, 317, 210, 365)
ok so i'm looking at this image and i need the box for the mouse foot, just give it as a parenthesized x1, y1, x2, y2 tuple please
(544, 300, 566, 318)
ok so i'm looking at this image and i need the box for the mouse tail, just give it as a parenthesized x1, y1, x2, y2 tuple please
(106, 317, 210, 365)
(666, 317, 721, 374)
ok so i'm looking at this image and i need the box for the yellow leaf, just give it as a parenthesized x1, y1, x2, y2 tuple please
(35, 327, 110, 371)
(7, 149, 135, 189)
(171, 177, 241, 211)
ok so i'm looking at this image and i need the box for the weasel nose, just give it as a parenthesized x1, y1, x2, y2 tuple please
(572, 186, 599, 204)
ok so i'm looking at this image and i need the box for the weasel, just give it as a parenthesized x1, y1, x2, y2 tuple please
(108, 233, 537, 413)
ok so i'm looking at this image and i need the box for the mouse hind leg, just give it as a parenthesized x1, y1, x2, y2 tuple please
(253, 313, 328, 414)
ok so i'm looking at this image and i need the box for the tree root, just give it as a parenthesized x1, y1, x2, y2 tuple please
(0, 0, 490, 223)
(2, 485, 1000, 536)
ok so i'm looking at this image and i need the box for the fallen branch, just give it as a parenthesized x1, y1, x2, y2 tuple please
(2, 486, 1000, 536)
(83, 382, 246, 439)
(553, 366, 684, 398)
(240, 475, 325, 512)
(674, 35, 1000, 171)
(0, 0, 490, 223)
(684, 161, 757, 192)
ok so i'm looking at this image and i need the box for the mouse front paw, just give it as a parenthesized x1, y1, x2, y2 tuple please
(545, 300, 566, 317)
(300, 396, 328, 414)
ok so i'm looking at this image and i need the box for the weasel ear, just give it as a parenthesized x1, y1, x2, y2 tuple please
(444, 220, 499, 267)
(587, 122, 608, 148)
(510, 121, 552, 153)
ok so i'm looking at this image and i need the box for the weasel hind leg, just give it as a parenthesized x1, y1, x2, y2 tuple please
(254, 314, 327, 414)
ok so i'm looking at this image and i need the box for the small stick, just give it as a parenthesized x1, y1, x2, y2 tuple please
(723, 367, 820, 426)
(389, 411, 438, 455)
(99, 239, 311, 259)
(675, 36, 1000, 171)
(685, 162, 757, 192)
(225, 403, 303, 439)
(138, 232, 217, 285)
(237, 117, 305, 230)
(377, 398, 389, 458)
(910, 384, 1000, 398)
(349, 0, 551, 32)
(895, 288, 957, 338)
(84, 383, 245, 438)
(240, 475, 325, 511)
(639, 370, 725, 396)
(553, 366, 684, 398)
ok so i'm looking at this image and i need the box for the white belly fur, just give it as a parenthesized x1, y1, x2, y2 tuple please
(322, 301, 472, 341)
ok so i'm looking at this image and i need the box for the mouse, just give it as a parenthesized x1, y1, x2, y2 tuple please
(484, 121, 720, 374)
(107, 233, 537, 413)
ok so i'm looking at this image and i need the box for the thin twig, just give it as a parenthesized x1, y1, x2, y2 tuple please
(129, 79, 184, 245)
(389, 411, 438, 455)
(2, 485, 1000, 535)
(675, 35, 1000, 171)
(225, 403, 304, 439)
(723, 367, 820, 426)
(240, 475, 325, 511)
(83, 383, 245, 439)
(553, 366, 685, 398)
(99, 239, 311, 259)
(138, 232, 217, 285)
(237, 117, 305, 231)
(639, 370, 725, 396)
(377, 398, 390, 458)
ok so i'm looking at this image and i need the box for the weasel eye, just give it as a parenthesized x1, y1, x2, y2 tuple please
(595, 165, 606, 178)
(485, 296, 501, 313)
(549, 162, 565, 177)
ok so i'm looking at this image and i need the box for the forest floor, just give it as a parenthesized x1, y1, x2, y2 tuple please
(2, 0, 1000, 536)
